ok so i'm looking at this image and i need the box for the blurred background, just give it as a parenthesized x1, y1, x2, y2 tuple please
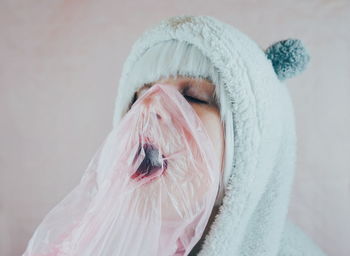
(0, 1, 349, 255)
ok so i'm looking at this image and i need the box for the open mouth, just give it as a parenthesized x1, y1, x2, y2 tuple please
(130, 142, 168, 182)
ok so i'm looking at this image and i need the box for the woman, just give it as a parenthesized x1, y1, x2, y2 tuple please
(112, 15, 327, 255)
(22, 15, 327, 255)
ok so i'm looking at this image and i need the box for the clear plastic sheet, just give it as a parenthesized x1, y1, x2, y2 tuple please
(22, 83, 221, 256)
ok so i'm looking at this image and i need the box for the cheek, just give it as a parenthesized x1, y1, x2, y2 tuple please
(192, 105, 224, 167)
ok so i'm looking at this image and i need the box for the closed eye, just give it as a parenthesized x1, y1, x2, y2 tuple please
(184, 95, 208, 104)
(130, 87, 209, 107)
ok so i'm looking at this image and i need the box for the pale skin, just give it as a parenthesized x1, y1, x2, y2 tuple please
(131, 75, 225, 254)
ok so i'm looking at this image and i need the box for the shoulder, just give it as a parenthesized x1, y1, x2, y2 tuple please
(278, 219, 328, 256)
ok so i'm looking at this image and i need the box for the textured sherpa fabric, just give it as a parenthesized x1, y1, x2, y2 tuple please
(265, 39, 311, 81)
(112, 15, 327, 256)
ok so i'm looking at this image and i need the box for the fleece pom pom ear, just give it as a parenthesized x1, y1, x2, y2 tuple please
(265, 39, 310, 81)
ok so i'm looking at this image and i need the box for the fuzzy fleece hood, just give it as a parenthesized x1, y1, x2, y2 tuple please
(112, 15, 327, 256)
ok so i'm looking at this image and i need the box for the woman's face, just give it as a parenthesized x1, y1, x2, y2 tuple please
(129, 76, 225, 246)
(133, 76, 225, 175)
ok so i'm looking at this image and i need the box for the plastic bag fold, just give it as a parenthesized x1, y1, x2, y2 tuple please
(22, 83, 220, 256)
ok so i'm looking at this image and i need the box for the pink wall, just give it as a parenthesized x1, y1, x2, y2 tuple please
(1, 0, 349, 255)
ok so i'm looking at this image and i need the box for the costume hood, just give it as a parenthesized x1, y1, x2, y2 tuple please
(112, 15, 327, 256)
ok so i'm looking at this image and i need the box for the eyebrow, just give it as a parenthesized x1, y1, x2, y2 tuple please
(138, 82, 156, 92)
(138, 78, 214, 94)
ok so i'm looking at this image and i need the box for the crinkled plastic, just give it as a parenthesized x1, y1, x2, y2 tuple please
(22, 83, 221, 256)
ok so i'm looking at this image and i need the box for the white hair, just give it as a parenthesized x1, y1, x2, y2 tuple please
(124, 39, 234, 206)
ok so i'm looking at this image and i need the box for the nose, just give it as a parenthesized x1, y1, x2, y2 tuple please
(131, 142, 167, 180)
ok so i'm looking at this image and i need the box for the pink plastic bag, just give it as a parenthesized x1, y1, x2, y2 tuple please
(22, 83, 220, 256)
